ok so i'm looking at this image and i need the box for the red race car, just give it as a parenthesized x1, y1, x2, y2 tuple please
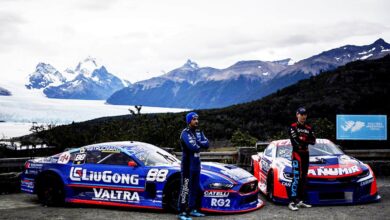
(251, 139, 380, 205)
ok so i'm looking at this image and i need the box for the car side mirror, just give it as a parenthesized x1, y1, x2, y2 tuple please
(128, 161, 137, 167)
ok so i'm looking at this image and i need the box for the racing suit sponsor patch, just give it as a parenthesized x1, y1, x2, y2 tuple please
(291, 160, 300, 197)
(180, 178, 190, 204)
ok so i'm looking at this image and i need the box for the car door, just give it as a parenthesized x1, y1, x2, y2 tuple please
(68, 146, 147, 204)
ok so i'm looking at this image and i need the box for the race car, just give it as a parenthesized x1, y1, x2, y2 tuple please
(251, 138, 381, 205)
(21, 141, 263, 213)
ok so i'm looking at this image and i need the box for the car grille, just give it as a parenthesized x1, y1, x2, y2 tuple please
(239, 180, 257, 194)
(240, 193, 258, 205)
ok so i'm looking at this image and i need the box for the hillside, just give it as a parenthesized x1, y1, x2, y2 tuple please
(24, 56, 390, 151)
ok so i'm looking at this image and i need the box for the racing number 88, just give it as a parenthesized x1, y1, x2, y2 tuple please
(147, 169, 168, 182)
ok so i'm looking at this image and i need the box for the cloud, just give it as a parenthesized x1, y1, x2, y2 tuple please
(0, 12, 26, 50)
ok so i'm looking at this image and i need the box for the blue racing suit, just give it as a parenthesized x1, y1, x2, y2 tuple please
(178, 127, 209, 213)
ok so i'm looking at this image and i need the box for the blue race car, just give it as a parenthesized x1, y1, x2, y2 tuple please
(21, 141, 263, 213)
(251, 139, 381, 205)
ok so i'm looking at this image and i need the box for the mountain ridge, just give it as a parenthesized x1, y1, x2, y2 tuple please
(107, 39, 390, 109)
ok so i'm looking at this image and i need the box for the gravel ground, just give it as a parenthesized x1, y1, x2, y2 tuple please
(0, 177, 389, 220)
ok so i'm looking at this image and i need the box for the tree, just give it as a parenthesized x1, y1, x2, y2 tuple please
(231, 129, 257, 147)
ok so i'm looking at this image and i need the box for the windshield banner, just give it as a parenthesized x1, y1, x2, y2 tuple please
(336, 115, 387, 140)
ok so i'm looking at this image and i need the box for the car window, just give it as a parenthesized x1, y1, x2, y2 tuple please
(276, 146, 292, 159)
(275, 141, 344, 158)
(98, 152, 134, 165)
(264, 145, 274, 157)
(84, 150, 134, 165)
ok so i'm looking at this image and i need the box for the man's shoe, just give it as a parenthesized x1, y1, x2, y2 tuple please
(178, 212, 192, 220)
(288, 202, 299, 211)
(189, 210, 205, 217)
(297, 201, 312, 208)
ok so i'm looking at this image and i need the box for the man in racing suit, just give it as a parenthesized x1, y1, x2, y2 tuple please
(288, 107, 316, 211)
(178, 112, 209, 220)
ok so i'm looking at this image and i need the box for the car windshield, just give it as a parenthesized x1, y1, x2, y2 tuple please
(133, 148, 179, 166)
(276, 141, 343, 159)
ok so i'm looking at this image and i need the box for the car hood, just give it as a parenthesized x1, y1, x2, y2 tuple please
(307, 154, 366, 178)
(280, 155, 368, 179)
(201, 162, 254, 182)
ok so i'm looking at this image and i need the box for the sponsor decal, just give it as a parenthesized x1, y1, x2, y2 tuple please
(21, 179, 34, 189)
(291, 160, 300, 197)
(58, 152, 70, 164)
(25, 170, 39, 175)
(69, 167, 139, 185)
(73, 153, 86, 165)
(282, 181, 291, 187)
(360, 179, 374, 186)
(261, 160, 270, 173)
(211, 198, 230, 207)
(93, 188, 140, 202)
(297, 128, 310, 134)
(308, 165, 361, 177)
(196, 131, 202, 139)
(146, 169, 168, 182)
(87, 146, 120, 153)
(29, 163, 43, 169)
(204, 191, 230, 198)
(180, 178, 190, 204)
(188, 134, 197, 146)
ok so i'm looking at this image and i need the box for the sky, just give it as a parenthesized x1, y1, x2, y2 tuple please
(0, 0, 389, 83)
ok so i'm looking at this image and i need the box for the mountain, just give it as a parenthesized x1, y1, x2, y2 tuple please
(107, 59, 288, 108)
(26, 57, 128, 100)
(0, 87, 11, 96)
(249, 38, 390, 101)
(25, 63, 66, 89)
(107, 39, 390, 109)
(27, 55, 390, 151)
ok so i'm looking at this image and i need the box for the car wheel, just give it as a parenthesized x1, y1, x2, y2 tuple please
(163, 177, 181, 213)
(267, 171, 274, 201)
(37, 173, 65, 206)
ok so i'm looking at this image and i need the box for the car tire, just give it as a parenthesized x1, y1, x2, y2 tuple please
(266, 171, 274, 201)
(36, 173, 65, 206)
(163, 177, 181, 213)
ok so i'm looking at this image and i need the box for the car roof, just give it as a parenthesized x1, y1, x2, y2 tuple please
(271, 138, 331, 147)
(78, 141, 163, 155)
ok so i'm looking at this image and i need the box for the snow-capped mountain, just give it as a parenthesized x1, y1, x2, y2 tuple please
(248, 38, 390, 101)
(277, 38, 390, 78)
(25, 57, 129, 100)
(107, 39, 390, 109)
(0, 86, 11, 96)
(106, 59, 288, 108)
(25, 63, 66, 89)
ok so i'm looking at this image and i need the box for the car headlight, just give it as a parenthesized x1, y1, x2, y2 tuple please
(357, 169, 370, 179)
(208, 182, 234, 189)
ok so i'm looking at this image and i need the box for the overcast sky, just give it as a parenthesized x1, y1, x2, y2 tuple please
(1, 0, 389, 83)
